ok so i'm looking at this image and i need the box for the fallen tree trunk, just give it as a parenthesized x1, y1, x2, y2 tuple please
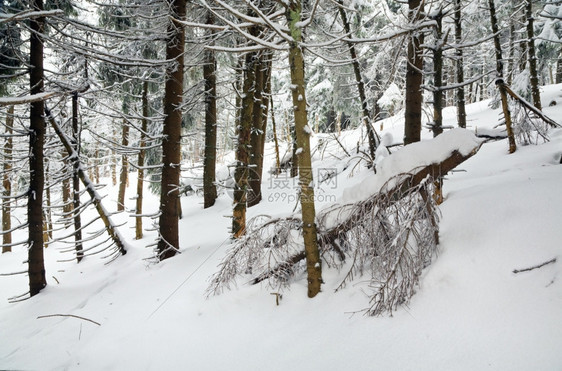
(45, 107, 127, 258)
(251, 131, 484, 285)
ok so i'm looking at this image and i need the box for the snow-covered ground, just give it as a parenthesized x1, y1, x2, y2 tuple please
(1, 85, 561, 370)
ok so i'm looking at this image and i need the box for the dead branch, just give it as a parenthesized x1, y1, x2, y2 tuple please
(513, 257, 557, 274)
(502, 84, 560, 128)
(45, 107, 127, 258)
(37, 314, 101, 326)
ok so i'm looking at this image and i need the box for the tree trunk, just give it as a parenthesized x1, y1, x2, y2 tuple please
(271, 97, 281, 174)
(287, 0, 322, 298)
(2, 105, 13, 253)
(556, 47, 562, 84)
(94, 146, 100, 184)
(157, 0, 186, 260)
(28, 0, 47, 296)
(431, 9, 444, 137)
(71, 92, 84, 262)
(489, 0, 516, 153)
(454, 0, 467, 128)
(203, 12, 218, 209)
(404, 0, 424, 145)
(248, 52, 272, 207)
(117, 118, 129, 212)
(338, 1, 379, 161)
(525, 0, 541, 110)
(135, 81, 148, 240)
(232, 45, 256, 238)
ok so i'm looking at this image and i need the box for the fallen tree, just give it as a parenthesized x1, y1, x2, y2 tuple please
(207, 129, 484, 315)
(45, 107, 127, 260)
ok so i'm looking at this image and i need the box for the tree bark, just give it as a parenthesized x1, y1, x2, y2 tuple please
(431, 9, 444, 137)
(117, 118, 129, 212)
(203, 12, 218, 209)
(404, 0, 424, 145)
(135, 81, 148, 240)
(525, 0, 542, 110)
(156, 0, 186, 260)
(454, 0, 467, 128)
(232, 45, 256, 238)
(556, 47, 562, 84)
(2, 105, 13, 253)
(72, 92, 83, 262)
(287, 0, 322, 298)
(488, 0, 516, 153)
(28, 0, 47, 296)
(270, 97, 281, 174)
(248, 52, 272, 207)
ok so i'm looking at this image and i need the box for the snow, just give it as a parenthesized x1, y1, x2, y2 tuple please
(1, 84, 562, 370)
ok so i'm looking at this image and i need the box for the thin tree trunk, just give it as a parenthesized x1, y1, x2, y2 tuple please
(28, 0, 47, 296)
(287, 0, 322, 298)
(404, 0, 424, 145)
(157, 0, 186, 260)
(454, 0, 467, 128)
(337, 1, 379, 160)
(2, 105, 13, 253)
(135, 81, 148, 240)
(525, 0, 542, 110)
(489, 0, 516, 153)
(431, 9, 444, 137)
(94, 147, 100, 184)
(117, 118, 129, 212)
(203, 12, 218, 209)
(72, 92, 83, 262)
(507, 18, 516, 85)
(556, 47, 562, 84)
(232, 45, 256, 238)
(271, 97, 281, 174)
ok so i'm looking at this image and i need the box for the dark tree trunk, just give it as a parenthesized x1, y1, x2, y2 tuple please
(525, 0, 541, 110)
(454, 0, 467, 128)
(203, 12, 218, 209)
(135, 81, 148, 240)
(489, 0, 516, 153)
(2, 105, 13, 253)
(248, 52, 272, 207)
(270, 95, 281, 174)
(431, 9, 444, 137)
(72, 92, 83, 262)
(232, 45, 256, 238)
(404, 0, 424, 145)
(28, 0, 47, 296)
(157, 0, 186, 260)
(117, 118, 129, 212)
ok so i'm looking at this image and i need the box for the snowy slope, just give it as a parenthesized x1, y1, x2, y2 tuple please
(1, 85, 561, 370)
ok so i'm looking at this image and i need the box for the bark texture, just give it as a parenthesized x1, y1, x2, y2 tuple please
(156, 0, 186, 260)
(28, 0, 47, 296)
(525, 0, 541, 110)
(203, 12, 218, 209)
(135, 81, 148, 240)
(232, 46, 256, 238)
(404, 0, 424, 145)
(71, 92, 83, 262)
(287, 1, 322, 298)
(454, 0, 467, 128)
(117, 119, 129, 211)
(2, 105, 13, 252)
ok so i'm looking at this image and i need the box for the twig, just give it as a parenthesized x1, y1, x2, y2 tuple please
(513, 257, 557, 274)
(37, 314, 101, 326)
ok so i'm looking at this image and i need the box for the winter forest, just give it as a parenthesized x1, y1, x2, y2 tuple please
(1, 0, 562, 369)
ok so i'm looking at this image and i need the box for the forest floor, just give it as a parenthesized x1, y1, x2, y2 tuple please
(1, 84, 562, 370)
